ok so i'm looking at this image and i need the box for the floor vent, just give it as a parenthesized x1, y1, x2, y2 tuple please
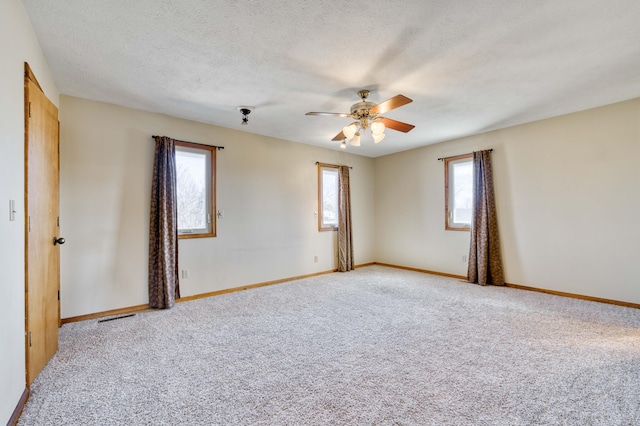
(98, 314, 135, 323)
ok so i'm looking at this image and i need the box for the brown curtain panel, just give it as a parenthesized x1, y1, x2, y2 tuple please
(148, 136, 180, 308)
(468, 150, 505, 286)
(337, 166, 354, 272)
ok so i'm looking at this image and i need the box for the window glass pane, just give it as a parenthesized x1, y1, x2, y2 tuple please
(322, 168, 339, 228)
(176, 149, 208, 230)
(452, 161, 473, 225)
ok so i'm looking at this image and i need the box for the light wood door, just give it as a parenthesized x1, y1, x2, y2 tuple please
(25, 64, 61, 386)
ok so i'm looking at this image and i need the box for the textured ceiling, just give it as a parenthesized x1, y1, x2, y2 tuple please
(23, 0, 640, 157)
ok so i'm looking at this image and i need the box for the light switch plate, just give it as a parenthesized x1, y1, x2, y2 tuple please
(9, 200, 16, 221)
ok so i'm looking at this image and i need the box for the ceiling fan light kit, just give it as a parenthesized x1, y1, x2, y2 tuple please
(350, 132, 361, 147)
(343, 123, 357, 139)
(371, 121, 385, 135)
(372, 133, 385, 144)
(306, 89, 415, 148)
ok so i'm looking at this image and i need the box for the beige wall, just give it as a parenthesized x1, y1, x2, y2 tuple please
(375, 98, 640, 304)
(0, 0, 59, 423)
(59, 96, 375, 318)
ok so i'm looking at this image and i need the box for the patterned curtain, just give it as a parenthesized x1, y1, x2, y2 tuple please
(337, 166, 354, 272)
(468, 150, 505, 286)
(148, 136, 180, 308)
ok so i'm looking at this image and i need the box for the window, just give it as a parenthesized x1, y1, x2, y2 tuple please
(318, 164, 339, 231)
(175, 141, 216, 238)
(445, 154, 473, 230)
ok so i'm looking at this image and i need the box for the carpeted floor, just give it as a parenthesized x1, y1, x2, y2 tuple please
(18, 266, 640, 425)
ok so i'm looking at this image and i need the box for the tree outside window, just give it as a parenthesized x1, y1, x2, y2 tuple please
(175, 142, 216, 238)
(318, 164, 339, 231)
(445, 154, 473, 230)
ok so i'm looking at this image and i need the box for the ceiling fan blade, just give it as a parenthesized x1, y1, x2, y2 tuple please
(332, 131, 346, 141)
(306, 112, 351, 117)
(369, 95, 412, 115)
(379, 117, 415, 133)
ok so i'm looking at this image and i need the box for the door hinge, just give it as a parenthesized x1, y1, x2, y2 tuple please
(28, 102, 31, 118)
(58, 290, 60, 300)
(29, 332, 32, 347)
(57, 216, 60, 227)
(28, 216, 31, 232)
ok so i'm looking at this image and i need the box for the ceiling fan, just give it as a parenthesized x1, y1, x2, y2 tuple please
(306, 90, 415, 148)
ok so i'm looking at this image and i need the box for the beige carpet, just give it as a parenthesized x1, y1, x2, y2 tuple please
(19, 266, 640, 425)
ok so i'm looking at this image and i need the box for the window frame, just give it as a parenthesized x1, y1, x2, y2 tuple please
(317, 163, 339, 231)
(175, 141, 217, 239)
(444, 154, 473, 231)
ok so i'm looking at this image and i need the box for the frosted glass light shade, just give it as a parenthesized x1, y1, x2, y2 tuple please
(372, 133, 386, 144)
(371, 121, 385, 135)
(340, 140, 346, 149)
(342, 123, 357, 139)
(350, 132, 361, 146)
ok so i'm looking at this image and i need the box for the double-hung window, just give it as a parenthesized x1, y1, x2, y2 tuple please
(318, 164, 339, 231)
(444, 154, 473, 230)
(175, 141, 216, 238)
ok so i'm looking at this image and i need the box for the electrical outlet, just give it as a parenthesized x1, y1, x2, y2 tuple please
(314, 256, 318, 263)
(461, 255, 467, 263)
(181, 269, 189, 279)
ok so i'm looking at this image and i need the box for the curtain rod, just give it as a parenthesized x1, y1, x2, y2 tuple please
(315, 161, 353, 169)
(437, 149, 493, 161)
(152, 135, 224, 150)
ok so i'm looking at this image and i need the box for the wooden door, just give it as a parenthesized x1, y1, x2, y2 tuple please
(24, 63, 61, 386)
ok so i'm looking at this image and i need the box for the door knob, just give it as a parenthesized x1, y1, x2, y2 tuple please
(53, 237, 65, 246)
